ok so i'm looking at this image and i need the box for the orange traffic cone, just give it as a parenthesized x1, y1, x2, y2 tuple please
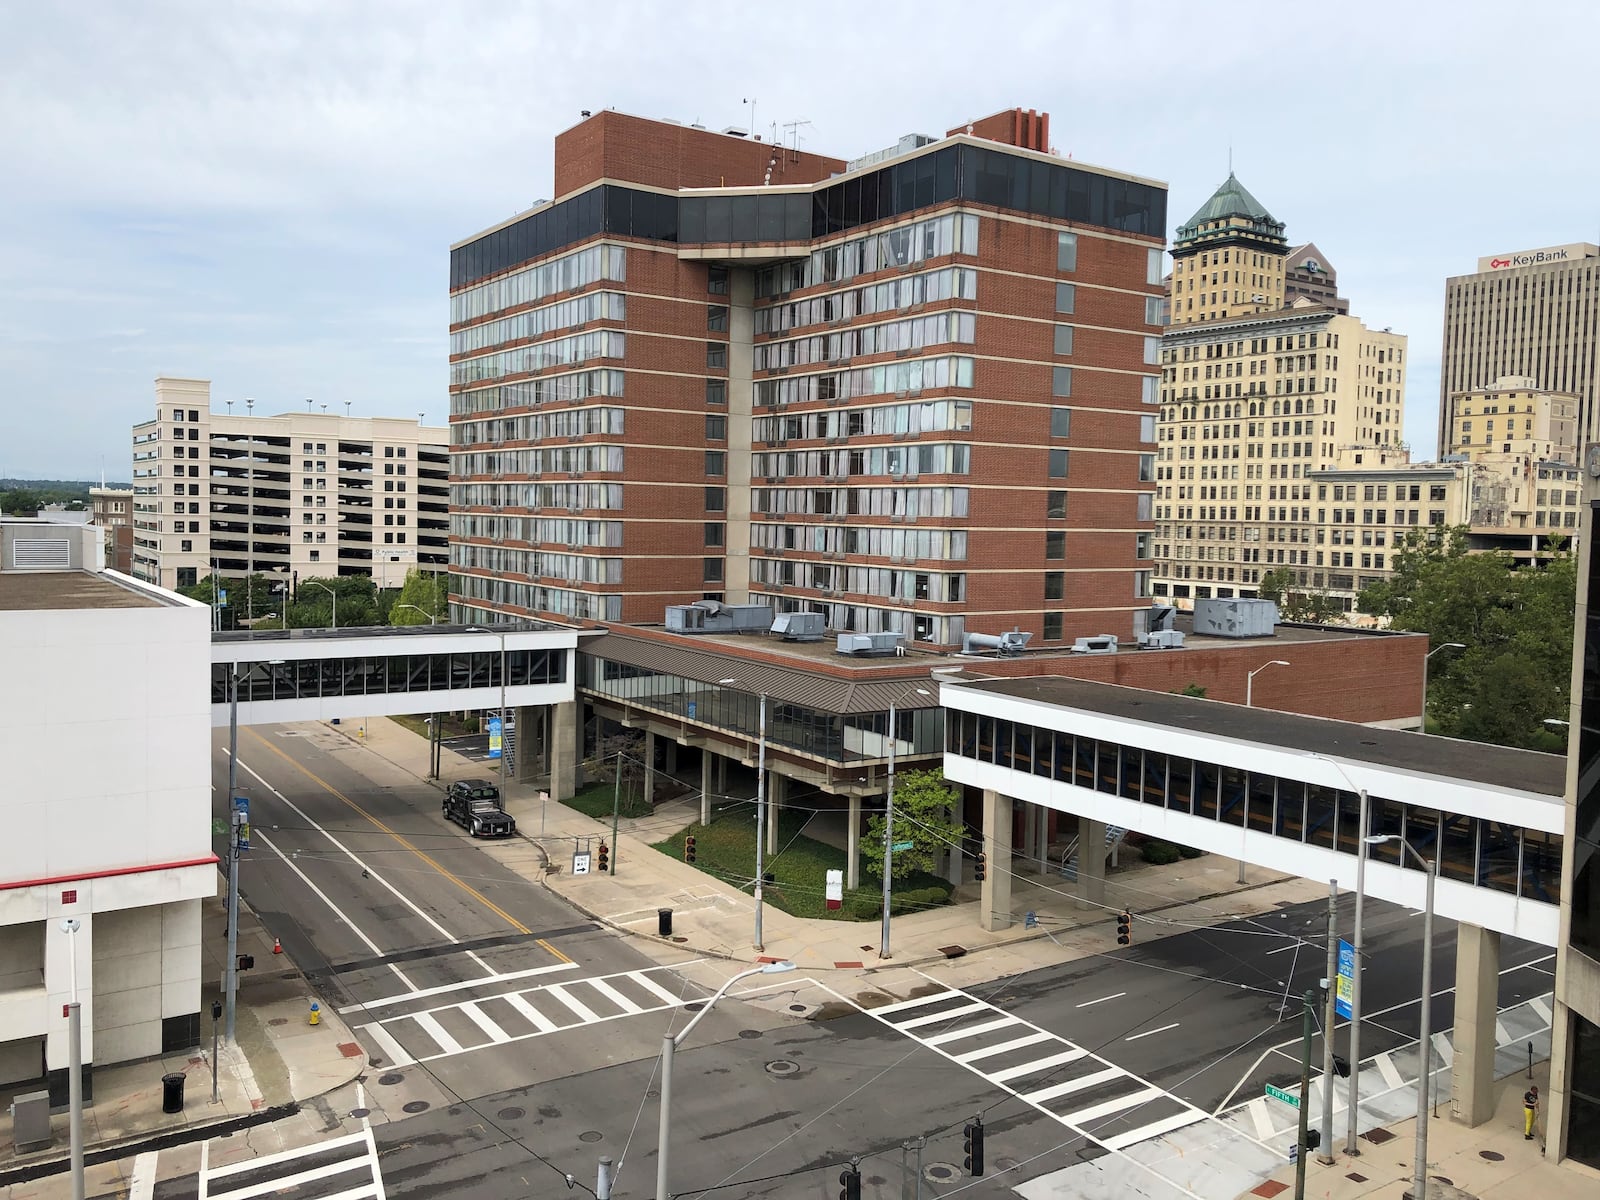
(272, 936, 283, 955)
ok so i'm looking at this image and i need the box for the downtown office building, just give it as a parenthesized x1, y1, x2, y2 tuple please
(447, 107, 1169, 648)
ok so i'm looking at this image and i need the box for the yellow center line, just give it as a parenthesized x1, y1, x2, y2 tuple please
(245, 728, 550, 944)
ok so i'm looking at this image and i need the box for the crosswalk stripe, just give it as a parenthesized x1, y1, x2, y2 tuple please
(1375, 1052, 1404, 1090)
(924, 1016, 1018, 1046)
(1067, 1085, 1163, 1125)
(896, 1001, 987, 1030)
(360, 1022, 415, 1069)
(1022, 1067, 1124, 1106)
(129, 1151, 158, 1200)
(208, 1156, 368, 1200)
(1431, 1032, 1454, 1067)
(955, 1031, 1053, 1064)
(626, 969, 689, 1007)
(1102, 1109, 1207, 1151)
(547, 984, 602, 1023)
(293, 1186, 378, 1200)
(871, 990, 959, 1017)
(412, 1012, 465, 1056)
(1529, 996, 1552, 1023)
(204, 1131, 370, 1179)
(460, 1002, 510, 1044)
(587, 977, 644, 1014)
(988, 1047, 1087, 1084)
(505, 992, 561, 1033)
(1248, 1096, 1276, 1140)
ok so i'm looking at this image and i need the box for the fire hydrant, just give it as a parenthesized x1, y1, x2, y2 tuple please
(308, 1000, 321, 1026)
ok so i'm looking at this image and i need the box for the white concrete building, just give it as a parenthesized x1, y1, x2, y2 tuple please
(131, 377, 449, 596)
(0, 520, 213, 1103)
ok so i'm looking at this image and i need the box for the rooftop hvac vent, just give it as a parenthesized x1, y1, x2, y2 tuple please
(771, 611, 825, 642)
(836, 631, 906, 657)
(962, 629, 1032, 657)
(1192, 597, 1278, 638)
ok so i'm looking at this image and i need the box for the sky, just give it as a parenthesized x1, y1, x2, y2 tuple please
(3, 0, 1600, 479)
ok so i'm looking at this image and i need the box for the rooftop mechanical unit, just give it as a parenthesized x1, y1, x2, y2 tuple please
(1137, 603, 1186, 650)
(665, 600, 773, 635)
(1192, 597, 1278, 639)
(962, 630, 1033, 657)
(836, 631, 906, 657)
(1070, 634, 1119, 655)
(771, 611, 825, 642)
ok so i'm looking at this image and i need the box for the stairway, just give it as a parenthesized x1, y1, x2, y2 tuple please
(1060, 824, 1128, 880)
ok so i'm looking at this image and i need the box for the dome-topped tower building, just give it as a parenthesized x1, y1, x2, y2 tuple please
(1168, 172, 1288, 325)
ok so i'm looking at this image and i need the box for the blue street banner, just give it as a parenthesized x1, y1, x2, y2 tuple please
(1335, 938, 1355, 1020)
(488, 715, 503, 759)
(234, 796, 251, 850)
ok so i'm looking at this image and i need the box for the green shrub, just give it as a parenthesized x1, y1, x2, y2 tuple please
(1178, 845, 1205, 859)
(1141, 840, 1182, 865)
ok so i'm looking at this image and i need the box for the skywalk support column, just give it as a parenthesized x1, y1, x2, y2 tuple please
(514, 706, 539, 781)
(846, 793, 862, 889)
(700, 751, 713, 826)
(981, 788, 1012, 932)
(549, 700, 578, 802)
(766, 774, 785, 856)
(1450, 921, 1501, 1127)
(1076, 818, 1107, 911)
(643, 730, 657, 806)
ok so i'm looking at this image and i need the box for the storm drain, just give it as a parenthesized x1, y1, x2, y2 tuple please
(738, 1029, 763, 1040)
(924, 1163, 959, 1183)
(402, 1101, 429, 1114)
(764, 1060, 799, 1077)
(378, 1072, 405, 1086)
(579, 1131, 604, 1143)
(498, 1107, 525, 1121)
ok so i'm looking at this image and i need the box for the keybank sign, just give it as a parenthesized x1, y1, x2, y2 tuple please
(1477, 243, 1598, 273)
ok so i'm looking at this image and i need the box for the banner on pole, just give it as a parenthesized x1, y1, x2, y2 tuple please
(1335, 938, 1355, 1020)
(488, 715, 502, 759)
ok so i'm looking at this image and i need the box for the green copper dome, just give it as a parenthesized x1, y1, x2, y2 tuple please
(1175, 172, 1286, 249)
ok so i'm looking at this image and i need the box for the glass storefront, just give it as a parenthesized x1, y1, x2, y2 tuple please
(1572, 501, 1600, 958)
(1569, 1012, 1600, 1169)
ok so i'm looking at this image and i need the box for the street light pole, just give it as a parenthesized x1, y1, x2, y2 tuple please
(1419, 641, 1465, 733)
(394, 602, 436, 625)
(61, 918, 84, 1200)
(754, 692, 768, 952)
(657, 962, 794, 1200)
(1246, 659, 1291, 708)
(225, 662, 242, 1043)
(879, 702, 897, 960)
(1346, 788, 1369, 1156)
(1319, 878, 1338, 1165)
(304, 580, 337, 630)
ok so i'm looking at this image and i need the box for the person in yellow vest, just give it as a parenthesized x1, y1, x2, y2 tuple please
(1523, 1084, 1539, 1140)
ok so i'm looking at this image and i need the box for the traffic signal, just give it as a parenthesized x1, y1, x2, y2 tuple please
(1115, 910, 1132, 946)
(1331, 1054, 1351, 1079)
(963, 1117, 985, 1176)
(1305, 1128, 1321, 1152)
(838, 1160, 861, 1200)
(974, 852, 987, 882)
(237, 954, 255, 972)
(685, 835, 697, 865)
(597, 842, 610, 873)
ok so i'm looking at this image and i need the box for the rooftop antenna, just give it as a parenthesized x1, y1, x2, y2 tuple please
(743, 96, 756, 140)
(225, 398, 233, 414)
(344, 400, 352, 416)
(418, 411, 426, 424)
(781, 118, 812, 155)
(1228, 143, 1233, 174)
(321, 403, 328, 413)
(246, 396, 254, 415)
(305, 397, 314, 412)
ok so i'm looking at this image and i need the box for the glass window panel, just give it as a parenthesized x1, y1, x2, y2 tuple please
(1247, 773, 1275, 833)
(1219, 767, 1248, 827)
(1012, 723, 1033, 773)
(1074, 737, 1095, 789)
(1522, 830, 1561, 902)
(1119, 747, 1142, 800)
(1438, 816, 1480, 885)
(975, 714, 994, 763)
(1368, 797, 1405, 864)
(1167, 757, 1193, 813)
(1276, 779, 1306, 839)
(1140, 750, 1167, 806)
(993, 719, 1014, 769)
(1194, 761, 1219, 819)
(1305, 785, 1339, 849)
(1031, 727, 1053, 778)
(1096, 741, 1119, 794)
(1402, 806, 1442, 869)
(1053, 732, 1073, 783)
(1334, 792, 1365, 854)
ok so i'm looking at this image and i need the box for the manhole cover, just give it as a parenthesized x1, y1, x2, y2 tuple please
(924, 1163, 958, 1183)
(1432, 1178, 1453, 1187)
(350, 1107, 370, 1118)
(498, 1107, 525, 1121)
(645, 1089, 659, 1100)
(402, 1101, 429, 1114)
(579, 1130, 604, 1143)
(267, 1018, 288, 1027)
(378, 1072, 405, 1086)
(1362, 1127, 1395, 1145)
(788, 1004, 808, 1013)
(672, 936, 688, 943)
(738, 1029, 763, 1040)
(765, 1060, 799, 1076)
(685, 1002, 705, 1012)
(1479, 1151, 1505, 1162)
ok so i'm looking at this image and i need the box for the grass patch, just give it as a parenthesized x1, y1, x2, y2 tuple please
(390, 712, 479, 740)
(560, 778, 654, 821)
(651, 804, 951, 921)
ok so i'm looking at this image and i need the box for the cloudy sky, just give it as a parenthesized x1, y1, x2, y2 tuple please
(3, 1, 1598, 478)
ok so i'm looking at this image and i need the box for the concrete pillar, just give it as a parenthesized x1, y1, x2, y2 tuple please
(514, 705, 539, 781)
(1021, 799, 1039, 868)
(766, 773, 785, 856)
(1076, 818, 1107, 911)
(1037, 808, 1050, 874)
(981, 788, 1012, 932)
(846, 794, 862, 889)
(549, 700, 578, 801)
(700, 751, 713, 826)
(643, 729, 657, 806)
(716, 753, 727, 795)
(1449, 921, 1501, 1127)
(663, 739, 679, 775)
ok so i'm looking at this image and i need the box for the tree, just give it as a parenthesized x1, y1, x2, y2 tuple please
(390, 569, 449, 624)
(1259, 565, 1342, 624)
(0, 488, 43, 516)
(1359, 525, 1575, 749)
(863, 768, 965, 882)
(288, 574, 380, 629)
(179, 572, 287, 627)
(1257, 567, 1294, 606)
(1173, 683, 1208, 698)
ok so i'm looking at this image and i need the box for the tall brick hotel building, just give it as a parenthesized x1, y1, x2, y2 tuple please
(448, 107, 1167, 647)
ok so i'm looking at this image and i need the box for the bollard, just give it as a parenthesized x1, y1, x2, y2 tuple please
(309, 1000, 321, 1026)
(1528, 1041, 1534, 1080)
(657, 908, 673, 938)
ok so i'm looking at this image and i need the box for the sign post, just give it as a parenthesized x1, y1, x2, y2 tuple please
(1266, 1083, 1300, 1108)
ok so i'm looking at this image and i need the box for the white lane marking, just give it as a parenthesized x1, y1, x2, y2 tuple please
(204, 1131, 371, 1179)
(896, 1001, 987, 1030)
(1076, 991, 1127, 1007)
(1431, 1032, 1454, 1066)
(955, 1031, 1053, 1064)
(338, 960, 582, 1013)
(130, 1151, 158, 1200)
(925, 1016, 1018, 1046)
(1265, 943, 1300, 956)
(1530, 996, 1553, 1022)
(504, 992, 560, 1033)
(1103, 1110, 1207, 1152)
(1069, 1085, 1163, 1125)
(989, 1048, 1087, 1084)
(460, 1001, 510, 1044)
(411, 1011, 465, 1056)
(208, 1157, 368, 1200)
(1375, 1052, 1404, 1090)
(546, 984, 602, 1024)
(1495, 1019, 1511, 1043)
(255, 830, 415, 992)
(1125, 1022, 1180, 1042)
(625, 969, 691, 1007)
(872, 991, 960, 1017)
(359, 1021, 415, 1068)
(1248, 1096, 1275, 1140)
(586, 976, 644, 1015)
(198, 1140, 209, 1200)
(1022, 1067, 1125, 1105)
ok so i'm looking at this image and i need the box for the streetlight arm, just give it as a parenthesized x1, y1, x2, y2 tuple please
(673, 965, 769, 1048)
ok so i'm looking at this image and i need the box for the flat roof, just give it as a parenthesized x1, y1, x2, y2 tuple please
(0, 571, 166, 612)
(952, 675, 1566, 798)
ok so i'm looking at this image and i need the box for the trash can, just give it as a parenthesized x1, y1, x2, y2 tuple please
(161, 1072, 186, 1114)
(657, 908, 673, 937)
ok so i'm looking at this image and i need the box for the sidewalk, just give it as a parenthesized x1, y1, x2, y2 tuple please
(0, 894, 365, 1183)
(345, 715, 1327, 974)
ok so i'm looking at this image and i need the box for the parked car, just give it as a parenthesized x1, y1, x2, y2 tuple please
(443, 778, 515, 838)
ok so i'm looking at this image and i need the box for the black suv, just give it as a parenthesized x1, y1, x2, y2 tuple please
(443, 778, 515, 838)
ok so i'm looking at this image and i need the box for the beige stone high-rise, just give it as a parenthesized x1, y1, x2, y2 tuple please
(1167, 173, 1287, 326)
